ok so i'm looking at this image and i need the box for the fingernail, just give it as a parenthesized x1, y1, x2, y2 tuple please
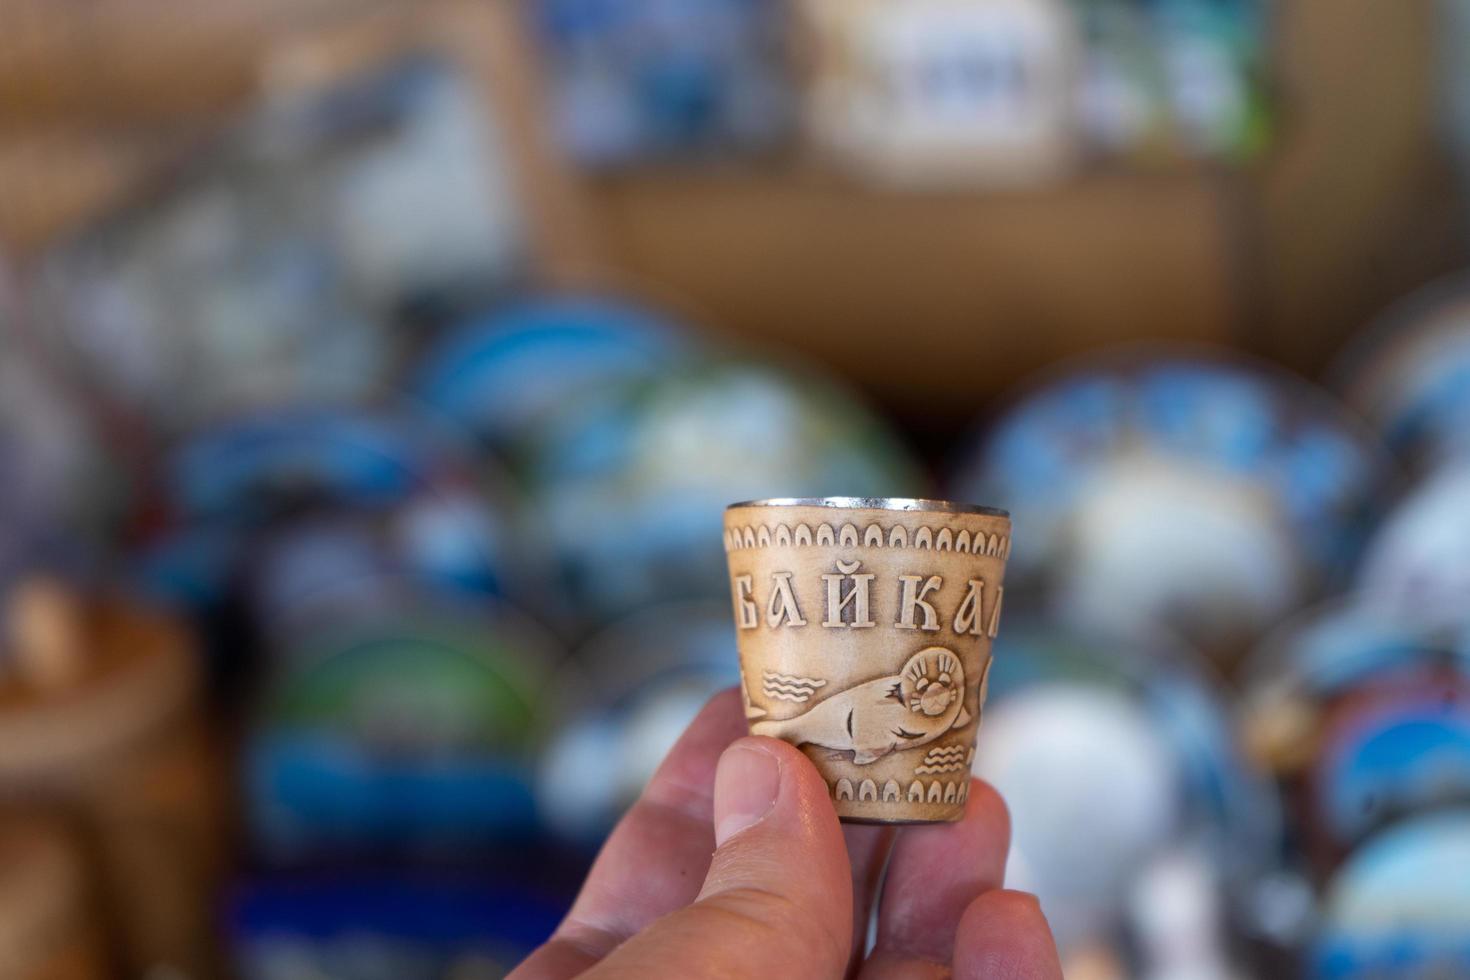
(714, 743, 781, 846)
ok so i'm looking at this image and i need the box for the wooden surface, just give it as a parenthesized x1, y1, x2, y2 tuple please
(0, 126, 198, 255)
(1252, 0, 1467, 375)
(582, 167, 1241, 420)
(0, 815, 110, 980)
(0, 599, 223, 979)
(0, 0, 404, 253)
(0, 0, 381, 127)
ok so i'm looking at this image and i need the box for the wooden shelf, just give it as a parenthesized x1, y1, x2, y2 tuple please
(582, 167, 1241, 417)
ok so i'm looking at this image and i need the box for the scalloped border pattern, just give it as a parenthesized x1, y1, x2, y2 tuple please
(724, 522, 1009, 557)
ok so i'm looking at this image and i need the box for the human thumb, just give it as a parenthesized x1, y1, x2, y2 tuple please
(584, 737, 854, 979)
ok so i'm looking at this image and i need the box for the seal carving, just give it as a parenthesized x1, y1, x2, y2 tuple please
(751, 647, 970, 765)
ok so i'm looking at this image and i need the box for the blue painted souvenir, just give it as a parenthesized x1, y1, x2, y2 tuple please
(533, 0, 791, 165)
(536, 601, 740, 841)
(1338, 275, 1470, 473)
(1146, 0, 1269, 160)
(1357, 465, 1470, 634)
(524, 358, 922, 624)
(243, 605, 558, 860)
(974, 622, 1278, 957)
(951, 353, 1389, 656)
(146, 409, 521, 638)
(1313, 686, 1470, 850)
(1313, 810, 1470, 978)
(413, 295, 692, 451)
(167, 410, 440, 522)
(1241, 598, 1470, 778)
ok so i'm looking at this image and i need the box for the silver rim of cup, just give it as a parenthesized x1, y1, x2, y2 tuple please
(727, 496, 1009, 518)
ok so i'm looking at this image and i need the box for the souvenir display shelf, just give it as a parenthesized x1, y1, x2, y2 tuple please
(0, 0, 1458, 412)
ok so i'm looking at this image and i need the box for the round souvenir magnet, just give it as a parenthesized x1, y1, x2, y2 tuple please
(1073, 0, 1267, 165)
(524, 357, 922, 626)
(951, 352, 1390, 659)
(798, 0, 1079, 186)
(972, 622, 1279, 956)
(1149, 0, 1270, 161)
(243, 602, 558, 861)
(144, 408, 525, 668)
(1337, 274, 1470, 474)
(413, 294, 694, 453)
(237, 484, 515, 628)
(1313, 809, 1470, 979)
(536, 600, 740, 842)
(1310, 682, 1470, 856)
(1073, 0, 1169, 161)
(139, 481, 518, 625)
(1241, 598, 1470, 778)
(1246, 599, 1470, 787)
(1356, 464, 1470, 633)
(165, 409, 449, 523)
(534, 0, 791, 165)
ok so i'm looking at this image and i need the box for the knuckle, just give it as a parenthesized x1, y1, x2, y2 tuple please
(698, 886, 848, 973)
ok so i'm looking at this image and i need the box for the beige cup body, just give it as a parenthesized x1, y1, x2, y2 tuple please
(724, 501, 1010, 823)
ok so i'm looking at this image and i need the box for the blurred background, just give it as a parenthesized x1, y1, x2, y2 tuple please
(3, 1, 1470, 977)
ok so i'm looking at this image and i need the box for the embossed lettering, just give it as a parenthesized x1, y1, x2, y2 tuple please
(895, 574, 943, 631)
(822, 560, 875, 628)
(733, 574, 758, 629)
(766, 572, 807, 627)
(953, 579, 985, 636)
(987, 585, 1005, 638)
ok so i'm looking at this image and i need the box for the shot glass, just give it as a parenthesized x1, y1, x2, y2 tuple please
(724, 497, 1011, 823)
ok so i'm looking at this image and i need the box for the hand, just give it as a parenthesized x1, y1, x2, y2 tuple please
(511, 689, 1063, 979)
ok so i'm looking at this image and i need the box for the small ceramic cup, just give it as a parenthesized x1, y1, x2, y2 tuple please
(723, 497, 1011, 823)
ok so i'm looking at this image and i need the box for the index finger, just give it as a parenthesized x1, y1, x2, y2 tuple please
(511, 687, 747, 979)
(859, 778, 1011, 978)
